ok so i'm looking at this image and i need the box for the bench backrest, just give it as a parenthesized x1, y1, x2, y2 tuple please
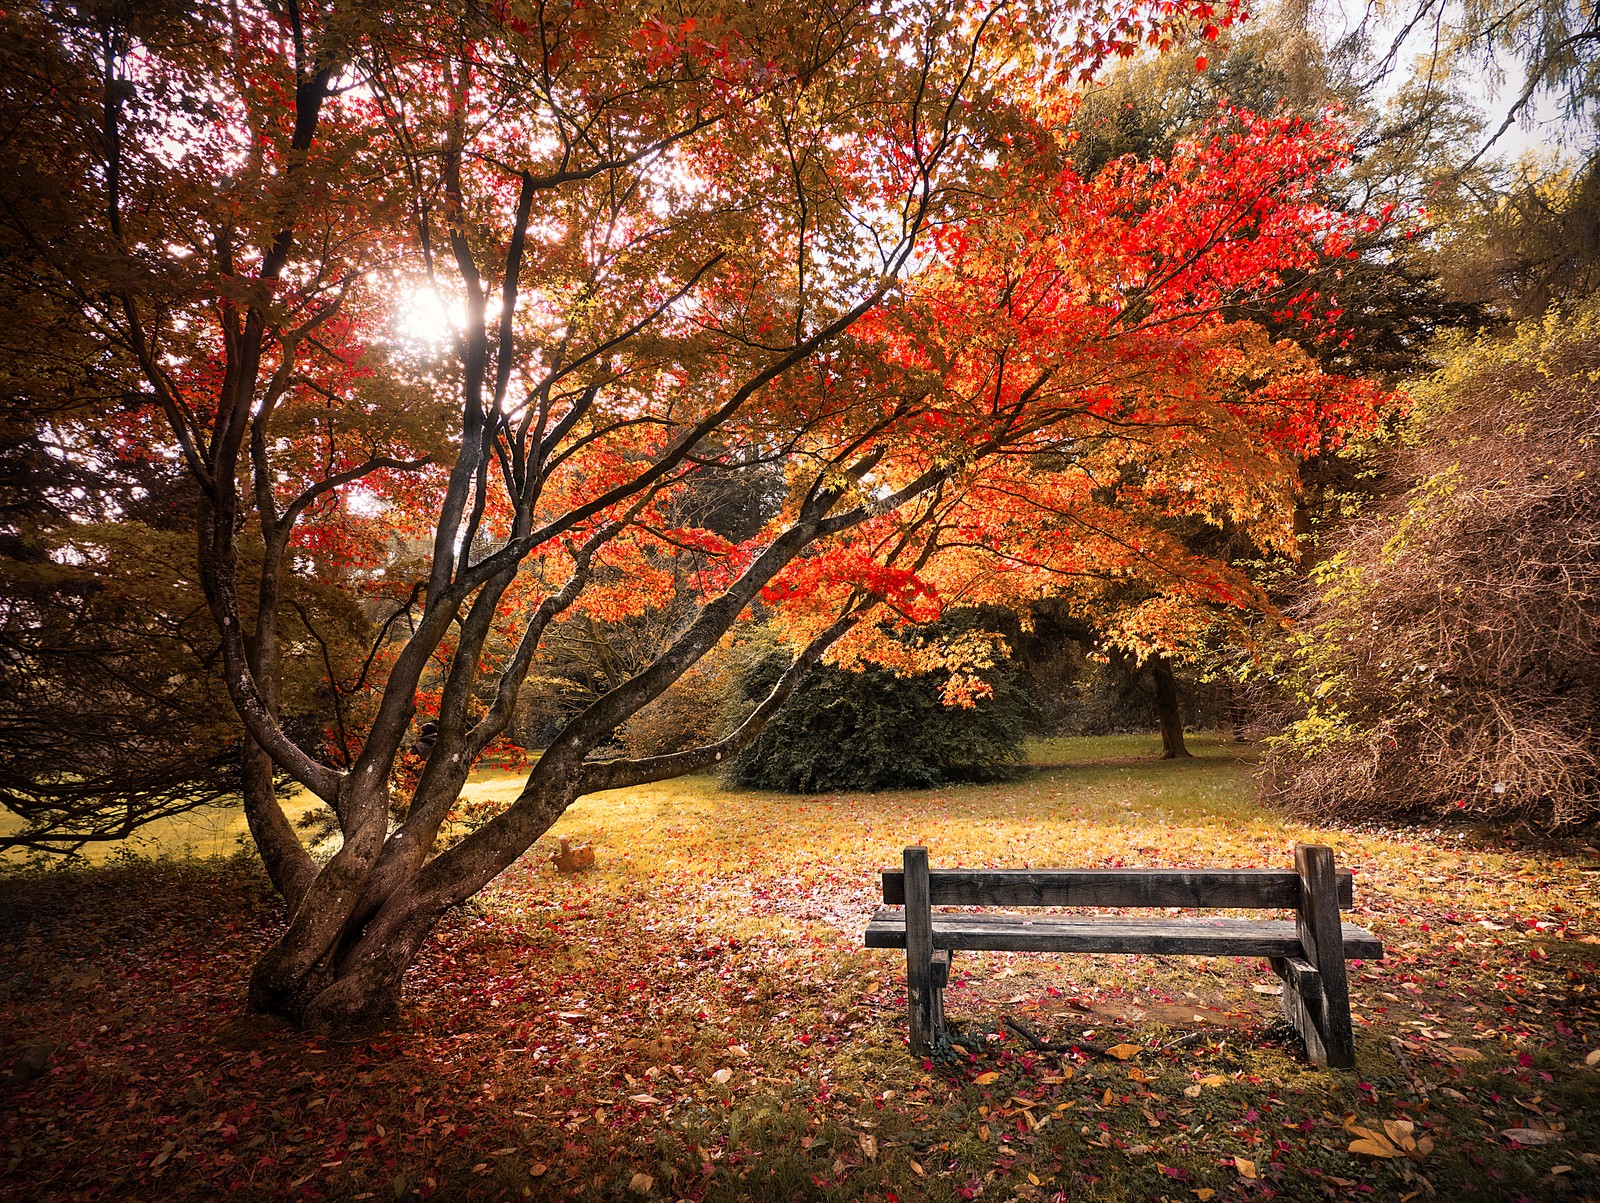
(881, 866, 1354, 910)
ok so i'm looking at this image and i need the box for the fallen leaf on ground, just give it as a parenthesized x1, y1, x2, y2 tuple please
(1503, 1128, 1562, 1146)
(1235, 1156, 1256, 1179)
(1105, 1043, 1142, 1060)
(1349, 1138, 1401, 1159)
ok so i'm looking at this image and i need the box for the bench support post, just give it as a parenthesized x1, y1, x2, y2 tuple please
(1289, 844, 1356, 1068)
(903, 846, 936, 1055)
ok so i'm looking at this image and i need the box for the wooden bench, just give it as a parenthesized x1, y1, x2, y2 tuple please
(864, 844, 1382, 1068)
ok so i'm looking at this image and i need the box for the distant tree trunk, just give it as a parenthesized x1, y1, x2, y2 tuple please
(1150, 655, 1191, 759)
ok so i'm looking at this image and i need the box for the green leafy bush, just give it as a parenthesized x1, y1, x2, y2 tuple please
(728, 656, 1030, 793)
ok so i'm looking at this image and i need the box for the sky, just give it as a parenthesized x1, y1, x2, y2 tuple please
(1310, 0, 1592, 163)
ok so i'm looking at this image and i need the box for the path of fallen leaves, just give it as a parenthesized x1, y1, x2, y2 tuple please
(2, 737, 1597, 1201)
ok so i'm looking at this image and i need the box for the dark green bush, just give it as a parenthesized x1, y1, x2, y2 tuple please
(728, 659, 1030, 792)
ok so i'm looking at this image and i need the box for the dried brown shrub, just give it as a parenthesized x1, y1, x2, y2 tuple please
(1262, 306, 1600, 830)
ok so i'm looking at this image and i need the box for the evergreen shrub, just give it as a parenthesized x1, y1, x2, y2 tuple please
(729, 655, 1030, 793)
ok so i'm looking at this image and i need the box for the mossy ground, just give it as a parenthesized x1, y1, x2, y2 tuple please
(2, 735, 1596, 1201)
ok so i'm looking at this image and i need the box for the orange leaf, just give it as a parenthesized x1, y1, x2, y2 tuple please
(1348, 1137, 1401, 1158)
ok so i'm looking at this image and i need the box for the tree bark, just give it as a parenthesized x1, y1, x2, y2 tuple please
(1150, 655, 1192, 760)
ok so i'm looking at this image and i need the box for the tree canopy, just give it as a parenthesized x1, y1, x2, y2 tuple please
(0, 0, 1390, 1028)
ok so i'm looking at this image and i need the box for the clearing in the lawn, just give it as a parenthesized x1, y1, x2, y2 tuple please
(2, 735, 1597, 1202)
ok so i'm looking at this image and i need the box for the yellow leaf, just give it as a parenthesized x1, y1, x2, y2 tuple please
(628, 1172, 654, 1195)
(973, 1072, 999, 1086)
(910, 1161, 925, 1178)
(1106, 1043, 1143, 1060)
(1028, 1173, 1041, 1186)
(1200, 1074, 1225, 1087)
(1195, 1191, 1216, 1201)
(1128, 1067, 1153, 1083)
(1234, 1156, 1256, 1179)
(978, 1124, 990, 1142)
(1102, 1087, 1115, 1106)
(1349, 1138, 1402, 1158)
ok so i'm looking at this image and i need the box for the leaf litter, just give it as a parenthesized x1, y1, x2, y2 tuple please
(1, 741, 1597, 1200)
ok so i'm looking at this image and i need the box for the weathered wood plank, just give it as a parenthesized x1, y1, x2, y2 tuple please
(903, 847, 934, 1056)
(1296, 844, 1355, 1069)
(1268, 955, 1324, 1001)
(864, 910, 1384, 959)
(880, 868, 1354, 909)
(929, 949, 948, 1040)
(1277, 963, 1329, 1066)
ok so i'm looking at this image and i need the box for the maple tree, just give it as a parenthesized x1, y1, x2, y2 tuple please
(0, 0, 1392, 1030)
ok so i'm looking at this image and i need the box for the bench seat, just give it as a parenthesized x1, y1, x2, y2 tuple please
(865, 909, 1383, 959)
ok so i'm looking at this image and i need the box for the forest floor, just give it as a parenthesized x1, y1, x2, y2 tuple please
(2, 735, 1598, 1202)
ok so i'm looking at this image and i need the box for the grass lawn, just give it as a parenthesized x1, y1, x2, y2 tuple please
(2, 734, 1597, 1201)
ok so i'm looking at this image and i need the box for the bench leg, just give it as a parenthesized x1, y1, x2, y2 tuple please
(1270, 956, 1328, 1067)
(903, 847, 935, 1055)
(929, 948, 951, 1048)
(1292, 844, 1356, 1068)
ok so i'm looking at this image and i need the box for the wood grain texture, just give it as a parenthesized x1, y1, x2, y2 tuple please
(880, 868, 1354, 909)
(930, 948, 950, 1035)
(1296, 843, 1355, 1068)
(864, 910, 1383, 958)
(1269, 955, 1325, 1001)
(902, 847, 934, 1055)
(1277, 962, 1329, 1066)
